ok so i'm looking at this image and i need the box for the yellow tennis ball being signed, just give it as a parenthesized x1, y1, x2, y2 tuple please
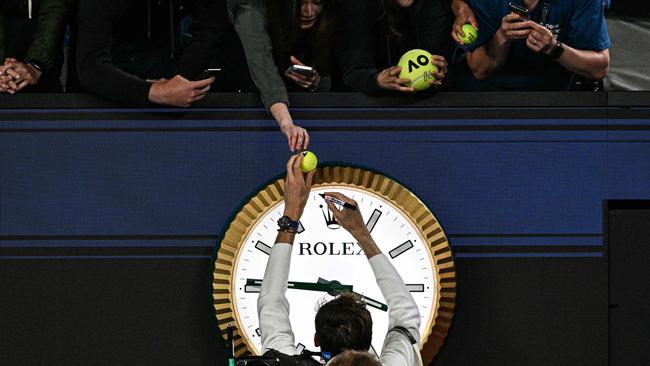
(458, 24, 478, 45)
(299, 151, 318, 173)
(397, 49, 438, 91)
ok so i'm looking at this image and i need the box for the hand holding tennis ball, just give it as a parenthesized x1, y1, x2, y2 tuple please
(457, 24, 478, 45)
(397, 49, 439, 91)
(299, 151, 318, 173)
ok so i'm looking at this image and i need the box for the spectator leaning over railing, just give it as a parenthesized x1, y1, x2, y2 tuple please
(337, 0, 453, 95)
(266, 0, 343, 92)
(227, 0, 310, 152)
(453, 0, 610, 90)
(77, 0, 226, 108)
(0, 0, 72, 94)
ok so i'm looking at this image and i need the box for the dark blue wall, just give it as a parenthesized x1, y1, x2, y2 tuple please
(1, 94, 649, 365)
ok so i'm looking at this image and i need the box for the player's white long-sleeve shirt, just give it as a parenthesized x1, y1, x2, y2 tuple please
(257, 243, 423, 366)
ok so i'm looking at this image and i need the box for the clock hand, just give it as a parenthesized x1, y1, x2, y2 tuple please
(246, 279, 353, 294)
(318, 278, 388, 312)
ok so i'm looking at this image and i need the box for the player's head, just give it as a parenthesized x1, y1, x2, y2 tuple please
(314, 293, 373, 357)
(327, 350, 382, 366)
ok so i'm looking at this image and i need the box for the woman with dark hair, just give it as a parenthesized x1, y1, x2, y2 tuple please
(267, 0, 342, 91)
(338, 0, 453, 94)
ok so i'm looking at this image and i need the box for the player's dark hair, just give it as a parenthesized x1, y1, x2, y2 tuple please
(328, 350, 382, 366)
(314, 293, 373, 357)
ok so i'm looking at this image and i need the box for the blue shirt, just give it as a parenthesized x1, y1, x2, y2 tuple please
(464, 0, 610, 90)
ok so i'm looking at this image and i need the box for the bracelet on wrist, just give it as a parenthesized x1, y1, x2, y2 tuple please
(27, 59, 44, 73)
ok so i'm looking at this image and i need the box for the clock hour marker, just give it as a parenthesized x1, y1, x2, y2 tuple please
(244, 284, 261, 293)
(389, 240, 413, 259)
(365, 209, 382, 233)
(406, 284, 425, 293)
(255, 241, 272, 255)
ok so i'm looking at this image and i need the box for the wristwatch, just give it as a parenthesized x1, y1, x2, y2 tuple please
(27, 59, 44, 72)
(277, 215, 300, 233)
(548, 40, 564, 60)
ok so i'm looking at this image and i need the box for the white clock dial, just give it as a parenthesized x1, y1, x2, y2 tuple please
(232, 186, 437, 355)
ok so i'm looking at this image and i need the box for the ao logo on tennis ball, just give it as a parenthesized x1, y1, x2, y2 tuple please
(398, 49, 438, 91)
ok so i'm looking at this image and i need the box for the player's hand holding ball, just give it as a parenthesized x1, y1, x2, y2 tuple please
(299, 151, 318, 173)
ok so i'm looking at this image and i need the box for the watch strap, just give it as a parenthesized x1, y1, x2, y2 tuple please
(27, 59, 45, 72)
(549, 40, 564, 60)
(277, 215, 300, 232)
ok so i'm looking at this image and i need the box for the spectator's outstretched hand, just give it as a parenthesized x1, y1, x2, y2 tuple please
(283, 154, 316, 220)
(451, 2, 479, 46)
(279, 120, 310, 152)
(526, 22, 556, 55)
(376, 66, 415, 93)
(499, 13, 534, 41)
(148, 75, 214, 107)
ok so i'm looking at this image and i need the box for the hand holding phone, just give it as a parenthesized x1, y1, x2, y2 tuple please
(195, 68, 221, 81)
(285, 65, 316, 78)
(508, 2, 530, 21)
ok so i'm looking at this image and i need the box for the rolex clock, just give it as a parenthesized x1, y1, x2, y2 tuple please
(212, 165, 456, 364)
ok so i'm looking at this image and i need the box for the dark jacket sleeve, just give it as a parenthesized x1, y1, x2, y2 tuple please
(0, 11, 5, 63)
(76, 0, 152, 105)
(418, 0, 454, 61)
(337, 0, 383, 94)
(176, 0, 228, 79)
(227, 0, 289, 109)
(25, 0, 72, 71)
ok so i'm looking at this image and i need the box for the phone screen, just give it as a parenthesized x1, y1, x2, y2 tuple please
(195, 68, 221, 80)
(508, 2, 530, 20)
(289, 65, 315, 77)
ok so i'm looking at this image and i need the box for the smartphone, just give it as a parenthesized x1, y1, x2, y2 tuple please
(508, 2, 530, 20)
(286, 65, 316, 78)
(195, 68, 221, 80)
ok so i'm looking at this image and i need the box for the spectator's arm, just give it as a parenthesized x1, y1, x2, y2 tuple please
(450, 0, 479, 46)
(76, 0, 152, 105)
(0, 11, 6, 63)
(419, 0, 454, 61)
(467, 13, 533, 80)
(176, 0, 228, 80)
(555, 46, 609, 80)
(557, 0, 610, 80)
(228, 0, 289, 109)
(466, 27, 511, 80)
(24, 0, 72, 71)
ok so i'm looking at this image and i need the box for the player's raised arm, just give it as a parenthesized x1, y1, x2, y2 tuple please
(325, 192, 423, 366)
(257, 155, 315, 355)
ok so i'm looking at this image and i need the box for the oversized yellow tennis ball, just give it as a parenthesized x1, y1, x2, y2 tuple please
(299, 151, 318, 173)
(397, 49, 438, 91)
(458, 24, 478, 45)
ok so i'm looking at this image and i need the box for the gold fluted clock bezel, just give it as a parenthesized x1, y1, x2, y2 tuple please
(212, 165, 456, 365)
